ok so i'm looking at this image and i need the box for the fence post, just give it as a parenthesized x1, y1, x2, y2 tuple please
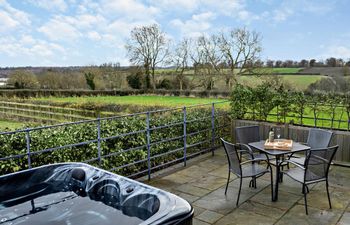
(211, 103, 215, 156)
(183, 107, 187, 167)
(97, 115, 101, 167)
(146, 112, 151, 180)
(25, 129, 32, 169)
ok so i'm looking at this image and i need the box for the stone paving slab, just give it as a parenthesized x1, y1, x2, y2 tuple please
(337, 212, 350, 225)
(298, 185, 350, 211)
(176, 192, 201, 203)
(239, 200, 286, 220)
(175, 183, 212, 197)
(214, 208, 276, 225)
(208, 165, 232, 179)
(193, 218, 211, 225)
(196, 210, 224, 224)
(250, 187, 301, 211)
(141, 148, 350, 224)
(275, 205, 342, 225)
(189, 174, 228, 191)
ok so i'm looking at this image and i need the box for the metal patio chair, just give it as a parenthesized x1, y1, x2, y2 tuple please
(289, 128, 333, 165)
(281, 145, 338, 214)
(221, 138, 273, 206)
(235, 125, 268, 160)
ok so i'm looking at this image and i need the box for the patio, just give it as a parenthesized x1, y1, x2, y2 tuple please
(142, 148, 350, 225)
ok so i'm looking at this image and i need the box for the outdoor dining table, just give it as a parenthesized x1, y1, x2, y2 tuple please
(248, 140, 310, 201)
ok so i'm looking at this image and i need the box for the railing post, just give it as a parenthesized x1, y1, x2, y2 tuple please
(146, 112, 151, 180)
(25, 129, 32, 169)
(211, 103, 215, 156)
(97, 115, 101, 167)
(183, 107, 187, 167)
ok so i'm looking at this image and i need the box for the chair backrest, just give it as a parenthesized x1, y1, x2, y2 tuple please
(307, 128, 333, 149)
(235, 125, 260, 144)
(304, 145, 338, 182)
(221, 138, 241, 176)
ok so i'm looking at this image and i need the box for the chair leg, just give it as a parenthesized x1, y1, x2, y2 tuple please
(279, 171, 283, 183)
(326, 180, 332, 209)
(249, 177, 257, 189)
(270, 169, 274, 202)
(254, 178, 257, 189)
(303, 184, 308, 215)
(301, 185, 309, 194)
(225, 170, 231, 195)
(236, 177, 242, 206)
(249, 179, 257, 188)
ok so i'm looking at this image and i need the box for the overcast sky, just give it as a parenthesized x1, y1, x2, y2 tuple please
(1, 0, 349, 67)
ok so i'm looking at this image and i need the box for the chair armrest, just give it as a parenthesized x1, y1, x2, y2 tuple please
(241, 158, 268, 165)
(288, 149, 308, 159)
(280, 160, 305, 170)
(236, 143, 255, 158)
(311, 154, 329, 163)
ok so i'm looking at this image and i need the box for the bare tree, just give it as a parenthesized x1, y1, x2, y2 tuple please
(187, 35, 226, 90)
(266, 60, 274, 68)
(8, 70, 39, 89)
(196, 35, 225, 90)
(217, 27, 262, 88)
(172, 38, 191, 90)
(125, 24, 169, 89)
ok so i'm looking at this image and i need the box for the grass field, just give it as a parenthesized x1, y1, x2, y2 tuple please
(33, 95, 228, 108)
(156, 67, 302, 74)
(269, 68, 301, 73)
(3, 94, 350, 131)
(238, 75, 324, 91)
(156, 67, 323, 91)
(0, 119, 25, 131)
(279, 75, 324, 90)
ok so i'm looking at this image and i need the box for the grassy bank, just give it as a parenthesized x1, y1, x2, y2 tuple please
(32, 95, 227, 108)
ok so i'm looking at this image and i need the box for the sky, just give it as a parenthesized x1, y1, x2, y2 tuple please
(0, 0, 350, 67)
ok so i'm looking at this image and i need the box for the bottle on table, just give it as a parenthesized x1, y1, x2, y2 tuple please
(268, 128, 274, 142)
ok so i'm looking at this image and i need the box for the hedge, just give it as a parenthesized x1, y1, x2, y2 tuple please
(0, 107, 230, 176)
(0, 89, 231, 98)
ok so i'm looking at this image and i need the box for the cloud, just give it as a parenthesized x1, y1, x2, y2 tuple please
(87, 31, 101, 41)
(170, 11, 215, 37)
(27, 0, 68, 12)
(0, 0, 31, 33)
(271, 0, 337, 22)
(0, 35, 67, 59)
(150, 0, 199, 12)
(100, 0, 159, 20)
(321, 46, 350, 59)
(153, 0, 244, 15)
(200, 0, 244, 16)
(38, 17, 82, 42)
(237, 10, 267, 23)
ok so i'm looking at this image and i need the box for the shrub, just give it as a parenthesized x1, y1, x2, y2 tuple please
(230, 84, 252, 119)
(0, 108, 229, 176)
(156, 78, 173, 90)
(127, 71, 144, 89)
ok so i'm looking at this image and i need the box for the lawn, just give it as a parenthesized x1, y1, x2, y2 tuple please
(33, 95, 228, 108)
(156, 67, 303, 74)
(270, 68, 302, 73)
(265, 103, 349, 130)
(0, 119, 25, 131)
(280, 75, 324, 91)
(238, 75, 324, 90)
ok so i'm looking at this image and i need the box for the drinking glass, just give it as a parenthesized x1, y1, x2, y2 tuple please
(276, 127, 281, 142)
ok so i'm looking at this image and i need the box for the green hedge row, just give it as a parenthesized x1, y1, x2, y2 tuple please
(0, 89, 230, 98)
(0, 108, 230, 176)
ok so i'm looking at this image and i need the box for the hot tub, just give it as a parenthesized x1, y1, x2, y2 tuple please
(0, 163, 193, 225)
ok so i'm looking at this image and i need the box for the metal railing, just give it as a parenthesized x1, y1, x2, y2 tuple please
(0, 101, 230, 179)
